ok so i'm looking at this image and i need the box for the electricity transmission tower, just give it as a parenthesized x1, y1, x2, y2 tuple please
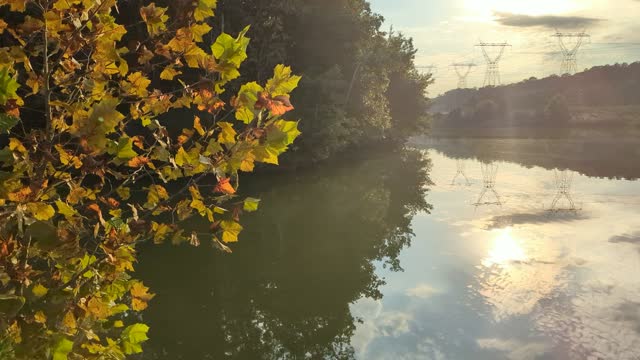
(452, 63, 477, 89)
(552, 31, 590, 75)
(476, 42, 511, 86)
(451, 159, 471, 186)
(549, 170, 579, 212)
(473, 162, 502, 208)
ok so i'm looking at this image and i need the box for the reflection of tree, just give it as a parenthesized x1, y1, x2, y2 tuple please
(137, 149, 432, 359)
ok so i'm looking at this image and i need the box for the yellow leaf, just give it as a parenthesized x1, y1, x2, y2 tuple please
(2, 0, 27, 12)
(193, 116, 205, 136)
(124, 72, 151, 98)
(26, 203, 55, 221)
(217, 122, 236, 145)
(160, 66, 181, 80)
(32, 284, 48, 298)
(139, 3, 169, 36)
(190, 23, 212, 42)
(113, 320, 124, 328)
(194, 0, 217, 21)
(34, 311, 46, 324)
(62, 311, 77, 333)
(55, 200, 77, 220)
(86, 298, 110, 320)
(220, 220, 242, 243)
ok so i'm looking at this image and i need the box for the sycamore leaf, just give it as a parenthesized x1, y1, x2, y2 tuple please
(52, 337, 74, 360)
(220, 220, 243, 243)
(0, 67, 19, 105)
(193, 116, 205, 136)
(139, 3, 169, 36)
(266, 64, 301, 96)
(190, 23, 212, 42)
(26, 203, 56, 221)
(217, 122, 236, 145)
(160, 66, 181, 80)
(115, 137, 138, 160)
(55, 200, 78, 220)
(130, 282, 155, 311)
(146, 185, 169, 208)
(32, 284, 48, 298)
(243, 198, 260, 212)
(214, 178, 235, 195)
(123, 72, 151, 98)
(194, 0, 217, 21)
(70, 97, 125, 152)
(121, 323, 149, 355)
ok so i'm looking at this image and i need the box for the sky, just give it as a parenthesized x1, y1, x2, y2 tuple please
(368, 0, 640, 95)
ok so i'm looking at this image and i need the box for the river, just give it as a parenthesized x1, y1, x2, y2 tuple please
(137, 137, 640, 360)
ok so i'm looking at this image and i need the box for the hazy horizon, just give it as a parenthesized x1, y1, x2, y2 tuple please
(369, 0, 640, 96)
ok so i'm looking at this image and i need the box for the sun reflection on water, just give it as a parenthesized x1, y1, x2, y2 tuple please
(482, 227, 527, 267)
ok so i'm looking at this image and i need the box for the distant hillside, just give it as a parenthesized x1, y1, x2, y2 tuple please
(429, 62, 640, 136)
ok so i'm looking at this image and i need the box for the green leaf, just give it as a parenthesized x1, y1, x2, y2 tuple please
(266, 64, 301, 96)
(235, 107, 254, 124)
(243, 198, 260, 212)
(0, 67, 19, 105)
(0, 113, 19, 133)
(115, 137, 138, 160)
(121, 323, 149, 355)
(211, 26, 250, 83)
(52, 337, 74, 360)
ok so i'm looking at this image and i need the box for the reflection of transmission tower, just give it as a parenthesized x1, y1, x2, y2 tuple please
(549, 170, 579, 212)
(552, 31, 590, 75)
(452, 63, 477, 89)
(451, 159, 471, 186)
(476, 42, 511, 87)
(474, 162, 502, 207)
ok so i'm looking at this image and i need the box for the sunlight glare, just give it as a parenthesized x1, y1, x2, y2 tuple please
(483, 228, 527, 267)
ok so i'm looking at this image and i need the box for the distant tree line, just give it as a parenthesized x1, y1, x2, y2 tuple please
(431, 62, 640, 129)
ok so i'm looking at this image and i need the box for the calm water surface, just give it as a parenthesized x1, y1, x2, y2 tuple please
(138, 138, 640, 360)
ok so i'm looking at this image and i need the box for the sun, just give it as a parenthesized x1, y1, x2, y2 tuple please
(463, 0, 583, 20)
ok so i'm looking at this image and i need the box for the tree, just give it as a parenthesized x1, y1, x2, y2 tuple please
(216, 0, 431, 163)
(0, 0, 300, 358)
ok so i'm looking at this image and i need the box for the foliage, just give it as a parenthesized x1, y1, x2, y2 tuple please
(0, 0, 300, 358)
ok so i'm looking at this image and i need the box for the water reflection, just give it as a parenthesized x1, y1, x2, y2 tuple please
(352, 138, 640, 359)
(474, 162, 502, 208)
(136, 148, 433, 359)
(549, 170, 578, 211)
(136, 137, 640, 360)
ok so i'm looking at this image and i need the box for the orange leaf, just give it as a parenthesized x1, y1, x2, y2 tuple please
(128, 156, 150, 168)
(214, 178, 236, 195)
